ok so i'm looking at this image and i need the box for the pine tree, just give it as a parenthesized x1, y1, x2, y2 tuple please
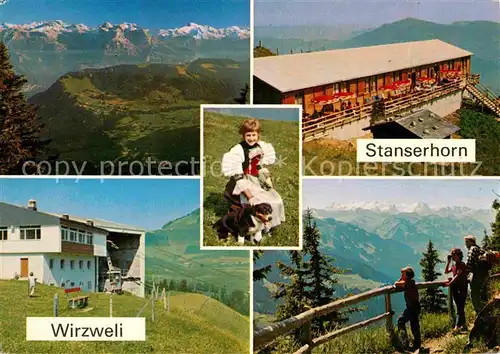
(482, 229, 490, 250)
(489, 198, 500, 251)
(273, 250, 309, 342)
(419, 240, 447, 313)
(0, 42, 49, 173)
(253, 250, 272, 281)
(302, 208, 349, 333)
(168, 279, 175, 290)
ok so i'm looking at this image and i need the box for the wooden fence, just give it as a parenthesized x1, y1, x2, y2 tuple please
(253, 280, 448, 353)
(302, 80, 463, 142)
(254, 274, 500, 353)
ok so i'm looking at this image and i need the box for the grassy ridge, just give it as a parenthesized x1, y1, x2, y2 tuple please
(202, 112, 300, 247)
(29, 60, 249, 174)
(0, 280, 249, 354)
(145, 209, 250, 293)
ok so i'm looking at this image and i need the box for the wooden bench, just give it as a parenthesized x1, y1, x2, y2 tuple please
(64, 287, 89, 309)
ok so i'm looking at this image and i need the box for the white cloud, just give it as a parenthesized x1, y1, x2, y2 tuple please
(0, 0, 9, 6)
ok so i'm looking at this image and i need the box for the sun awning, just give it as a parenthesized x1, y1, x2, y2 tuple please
(381, 79, 411, 91)
(311, 92, 355, 104)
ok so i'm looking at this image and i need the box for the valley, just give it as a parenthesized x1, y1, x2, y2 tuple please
(254, 203, 494, 326)
(1, 21, 250, 175)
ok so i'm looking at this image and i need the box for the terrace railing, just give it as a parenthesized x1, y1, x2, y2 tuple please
(302, 80, 463, 142)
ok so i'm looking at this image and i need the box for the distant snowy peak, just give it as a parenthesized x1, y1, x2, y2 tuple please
(326, 201, 486, 215)
(158, 22, 250, 39)
(0, 20, 249, 40)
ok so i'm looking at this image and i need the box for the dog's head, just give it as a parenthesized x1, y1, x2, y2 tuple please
(253, 203, 273, 225)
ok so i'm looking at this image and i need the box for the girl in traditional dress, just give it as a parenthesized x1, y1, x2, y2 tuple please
(221, 118, 285, 234)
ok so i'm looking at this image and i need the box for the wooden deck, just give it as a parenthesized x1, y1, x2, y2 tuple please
(302, 80, 463, 142)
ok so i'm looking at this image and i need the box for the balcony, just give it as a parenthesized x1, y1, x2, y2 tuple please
(61, 241, 94, 256)
(302, 79, 464, 142)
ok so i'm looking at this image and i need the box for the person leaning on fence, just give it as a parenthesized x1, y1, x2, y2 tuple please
(28, 272, 36, 297)
(445, 248, 468, 331)
(394, 266, 421, 351)
(464, 235, 489, 314)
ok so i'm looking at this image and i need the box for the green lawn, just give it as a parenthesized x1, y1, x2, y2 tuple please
(0, 280, 249, 354)
(202, 112, 300, 247)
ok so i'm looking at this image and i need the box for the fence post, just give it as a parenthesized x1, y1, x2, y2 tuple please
(53, 294, 58, 317)
(163, 288, 167, 310)
(300, 322, 312, 354)
(168, 291, 171, 313)
(384, 293, 394, 334)
(151, 294, 155, 322)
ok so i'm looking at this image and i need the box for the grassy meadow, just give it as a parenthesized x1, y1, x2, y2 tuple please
(202, 112, 300, 247)
(0, 280, 249, 354)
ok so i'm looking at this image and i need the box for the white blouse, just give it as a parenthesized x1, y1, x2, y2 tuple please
(221, 141, 276, 177)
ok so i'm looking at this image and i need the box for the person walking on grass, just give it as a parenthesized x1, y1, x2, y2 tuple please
(394, 266, 422, 352)
(464, 235, 489, 314)
(445, 248, 468, 332)
(28, 272, 36, 297)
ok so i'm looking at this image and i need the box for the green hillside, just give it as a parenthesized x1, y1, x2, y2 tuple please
(0, 280, 249, 354)
(202, 112, 300, 247)
(28, 60, 249, 175)
(146, 209, 250, 294)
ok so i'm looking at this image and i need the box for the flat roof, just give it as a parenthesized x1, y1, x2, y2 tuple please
(395, 109, 460, 138)
(48, 213, 146, 234)
(254, 39, 472, 93)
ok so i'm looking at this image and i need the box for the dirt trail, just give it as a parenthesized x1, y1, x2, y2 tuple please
(423, 332, 467, 354)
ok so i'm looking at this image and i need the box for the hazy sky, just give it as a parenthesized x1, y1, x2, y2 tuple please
(0, 178, 200, 230)
(255, 0, 500, 27)
(205, 107, 300, 121)
(0, 0, 250, 28)
(303, 179, 500, 210)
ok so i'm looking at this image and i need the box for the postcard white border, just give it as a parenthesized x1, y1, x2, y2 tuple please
(200, 104, 303, 251)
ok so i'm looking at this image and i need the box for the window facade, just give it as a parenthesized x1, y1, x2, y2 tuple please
(70, 260, 75, 270)
(79, 260, 84, 269)
(0, 227, 7, 240)
(60, 259, 65, 269)
(20, 226, 41, 240)
(61, 226, 94, 245)
(87, 260, 92, 269)
(49, 259, 54, 269)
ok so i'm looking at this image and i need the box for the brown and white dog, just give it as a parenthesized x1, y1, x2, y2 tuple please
(214, 203, 273, 245)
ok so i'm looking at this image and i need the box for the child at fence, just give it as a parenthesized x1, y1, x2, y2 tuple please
(445, 248, 468, 331)
(28, 272, 36, 297)
(221, 118, 285, 235)
(394, 266, 421, 351)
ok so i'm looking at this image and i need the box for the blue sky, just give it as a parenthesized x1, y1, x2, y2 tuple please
(303, 179, 500, 210)
(255, 0, 500, 27)
(0, 178, 200, 230)
(0, 0, 249, 28)
(205, 107, 300, 121)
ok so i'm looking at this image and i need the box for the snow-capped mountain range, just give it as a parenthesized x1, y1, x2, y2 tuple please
(325, 201, 490, 215)
(0, 20, 250, 40)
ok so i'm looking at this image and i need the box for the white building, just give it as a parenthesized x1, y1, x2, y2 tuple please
(0, 200, 145, 297)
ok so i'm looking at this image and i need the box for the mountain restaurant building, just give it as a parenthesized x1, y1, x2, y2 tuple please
(253, 39, 472, 119)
